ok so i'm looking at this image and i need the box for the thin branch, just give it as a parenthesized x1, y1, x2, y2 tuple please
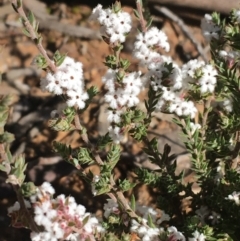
(11, 0, 57, 72)
(231, 131, 240, 169)
(136, 0, 147, 33)
(201, 97, 213, 137)
(74, 112, 103, 165)
(0, 144, 39, 232)
(154, 5, 208, 62)
(13, 185, 39, 232)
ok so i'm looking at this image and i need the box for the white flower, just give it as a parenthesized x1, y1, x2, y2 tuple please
(34, 201, 57, 227)
(91, 175, 100, 196)
(188, 230, 206, 241)
(198, 64, 217, 94)
(66, 233, 79, 241)
(201, 14, 221, 41)
(89, 4, 103, 21)
(84, 216, 99, 233)
(41, 182, 55, 195)
(107, 109, 122, 123)
(108, 125, 125, 144)
(133, 27, 169, 66)
(8, 200, 31, 214)
(226, 191, 240, 205)
(40, 57, 87, 110)
(189, 122, 201, 135)
(182, 59, 205, 85)
(157, 210, 170, 224)
(66, 89, 89, 109)
(221, 98, 233, 112)
(168, 226, 186, 241)
(103, 199, 119, 218)
(195, 206, 210, 224)
(76, 204, 86, 216)
(234, 10, 240, 23)
(122, 72, 142, 95)
(136, 205, 158, 222)
(8, 202, 21, 214)
(90, 5, 131, 44)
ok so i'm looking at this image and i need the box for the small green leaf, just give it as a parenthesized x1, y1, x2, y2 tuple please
(133, 9, 140, 19)
(77, 148, 94, 165)
(130, 194, 136, 211)
(147, 213, 155, 228)
(97, 133, 112, 149)
(28, 11, 35, 25)
(0, 132, 15, 143)
(22, 28, 31, 37)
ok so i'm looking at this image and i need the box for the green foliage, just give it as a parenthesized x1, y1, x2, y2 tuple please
(20, 182, 37, 197)
(53, 50, 66, 66)
(118, 179, 136, 192)
(77, 148, 94, 165)
(105, 144, 121, 171)
(97, 133, 112, 149)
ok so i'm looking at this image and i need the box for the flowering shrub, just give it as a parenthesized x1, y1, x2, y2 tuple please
(1, 0, 240, 240)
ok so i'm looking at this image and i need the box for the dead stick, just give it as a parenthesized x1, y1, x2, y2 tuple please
(11, 0, 56, 73)
(154, 5, 208, 62)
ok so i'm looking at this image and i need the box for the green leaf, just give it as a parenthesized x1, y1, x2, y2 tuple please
(20, 182, 37, 197)
(77, 147, 94, 165)
(53, 50, 66, 66)
(119, 179, 136, 192)
(28, 11, 35, 25)
(147, 213, 155, 228)
(53, 141, 72, 159)
(130, 194, 136, 211)
(97, 133, 112, 149)
(133, 9, 140, 19)
(0, 132, 15, 143)
(106, 144, 121, 170)
(22, 28, 31, 37)
(34, 55, 48, 69)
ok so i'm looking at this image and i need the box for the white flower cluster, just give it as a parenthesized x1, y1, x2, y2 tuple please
(103, 199, 120, 218)
(154, 59, 218, 118)
(41, 57, 89, 109)
(155, 87, 197, 119)
(90, 4, 131, 44)
(102, 69, 143, 143)
(131, 222, 186, 241)
(133, 26, 218, 119)
(226, 191, 240, 205)
(29, 182, 104, 241)
(188, 230, 206, 241)
(103, 70, 142, 109)
(234, 10, 240, 23)
(201, 14, 221, 41)
(133, 27, 170, 66)
(219, 50, 240, 68)
(182, 59, 218, 94)
(195, 206, 221, 226)
(102, 199, 181, 241)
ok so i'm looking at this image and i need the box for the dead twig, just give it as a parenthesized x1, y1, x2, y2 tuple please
(11, 0, 57, 72)
(154, 5, 208, 62)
